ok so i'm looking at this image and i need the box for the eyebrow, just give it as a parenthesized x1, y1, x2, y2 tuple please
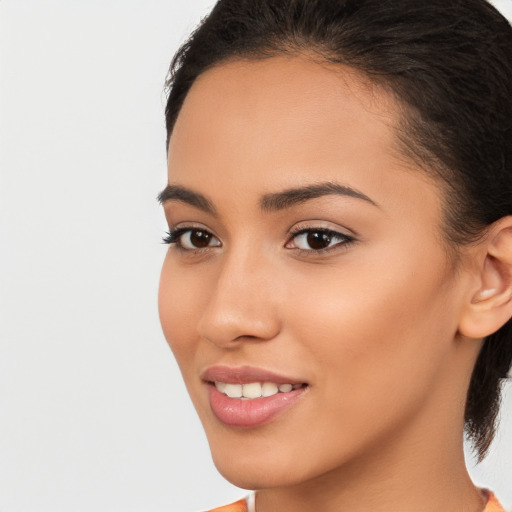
(260, 182, 378, 211)
(157, 181, 377, 213)
(157, 184, 217, 215)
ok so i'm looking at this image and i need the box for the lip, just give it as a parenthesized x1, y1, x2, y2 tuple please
(202, 366, 308, 428)
(201, 365, 305, 385)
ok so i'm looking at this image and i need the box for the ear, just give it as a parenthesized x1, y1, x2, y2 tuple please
(458, 216, 512, 339)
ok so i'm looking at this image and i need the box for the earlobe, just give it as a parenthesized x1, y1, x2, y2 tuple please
(458, 217, 512, 339)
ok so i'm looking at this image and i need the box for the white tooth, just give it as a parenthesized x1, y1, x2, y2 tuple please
(279, 383, 293, 393)
(215, 382, 227, 393)
(261, 382, 279, 397)
(224, 383, 242, 398)
(242, 382, 262, 399)
(293, 383, 302, 390)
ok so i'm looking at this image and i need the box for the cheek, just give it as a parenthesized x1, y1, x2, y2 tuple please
(284, 246, 457, 425)
(158, 256, 216, 426)
(158, 255, 204, 369)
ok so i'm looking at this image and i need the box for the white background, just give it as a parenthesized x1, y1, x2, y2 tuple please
(1, 1, 512, 511)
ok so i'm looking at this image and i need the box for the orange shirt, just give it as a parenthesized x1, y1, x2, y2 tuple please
(485, 492, 506, 512)
(208, 499, 248, 512)
(207, 491, 505, 512)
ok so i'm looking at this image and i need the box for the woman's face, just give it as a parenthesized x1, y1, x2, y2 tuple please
(159, 56, 475, 489)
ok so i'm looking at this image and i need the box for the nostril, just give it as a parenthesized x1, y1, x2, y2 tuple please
(233, 334, 259, 342)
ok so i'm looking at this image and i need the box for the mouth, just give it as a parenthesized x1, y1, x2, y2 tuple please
(202, 366, 309, 428)
(213, 381, 306, 399)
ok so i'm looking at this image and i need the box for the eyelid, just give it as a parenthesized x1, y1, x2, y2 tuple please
(163, 224, 221, 251)
(285, 223, 356, 254)
(287, 221, 356, 240)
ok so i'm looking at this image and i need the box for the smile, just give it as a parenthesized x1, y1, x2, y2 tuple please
(202, 366, 309, 428)
(214, 381, 304, 399)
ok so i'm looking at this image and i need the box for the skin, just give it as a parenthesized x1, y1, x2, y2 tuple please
(159, 56, 489, 512)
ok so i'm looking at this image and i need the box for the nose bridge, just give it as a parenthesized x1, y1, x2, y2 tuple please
(197, 242, 280, 346)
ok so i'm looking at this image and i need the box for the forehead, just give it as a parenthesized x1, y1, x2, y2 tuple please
(169, 55, 403, 174)
(167, 55, 442, 226)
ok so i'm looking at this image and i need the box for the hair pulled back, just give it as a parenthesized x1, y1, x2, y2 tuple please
(164, 0, 512, 459)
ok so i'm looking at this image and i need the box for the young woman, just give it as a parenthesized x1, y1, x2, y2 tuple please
(158, 1, 512, 510)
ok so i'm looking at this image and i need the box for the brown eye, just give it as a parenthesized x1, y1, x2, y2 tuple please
(167, 228, 221, 250)
(189, 230, 212, 248)
(306, 231, 332, 250)
(288, 228, 354, 252)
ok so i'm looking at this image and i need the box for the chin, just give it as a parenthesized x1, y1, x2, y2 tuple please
(206, 429, 330, 491)
(207, 433, 278, 487)
(212, 452, 303, 490)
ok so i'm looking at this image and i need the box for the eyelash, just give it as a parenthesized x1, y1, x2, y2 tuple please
(162, 228, 183, 245)
(286, 226, 355, 255)
(162, 227, 217, 250)
(162, 226, 355, 255)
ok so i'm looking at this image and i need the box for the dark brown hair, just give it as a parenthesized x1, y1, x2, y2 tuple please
(164, 0, 512, 459)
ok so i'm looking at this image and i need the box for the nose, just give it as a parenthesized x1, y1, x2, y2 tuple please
(197, 247, 281, 348)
